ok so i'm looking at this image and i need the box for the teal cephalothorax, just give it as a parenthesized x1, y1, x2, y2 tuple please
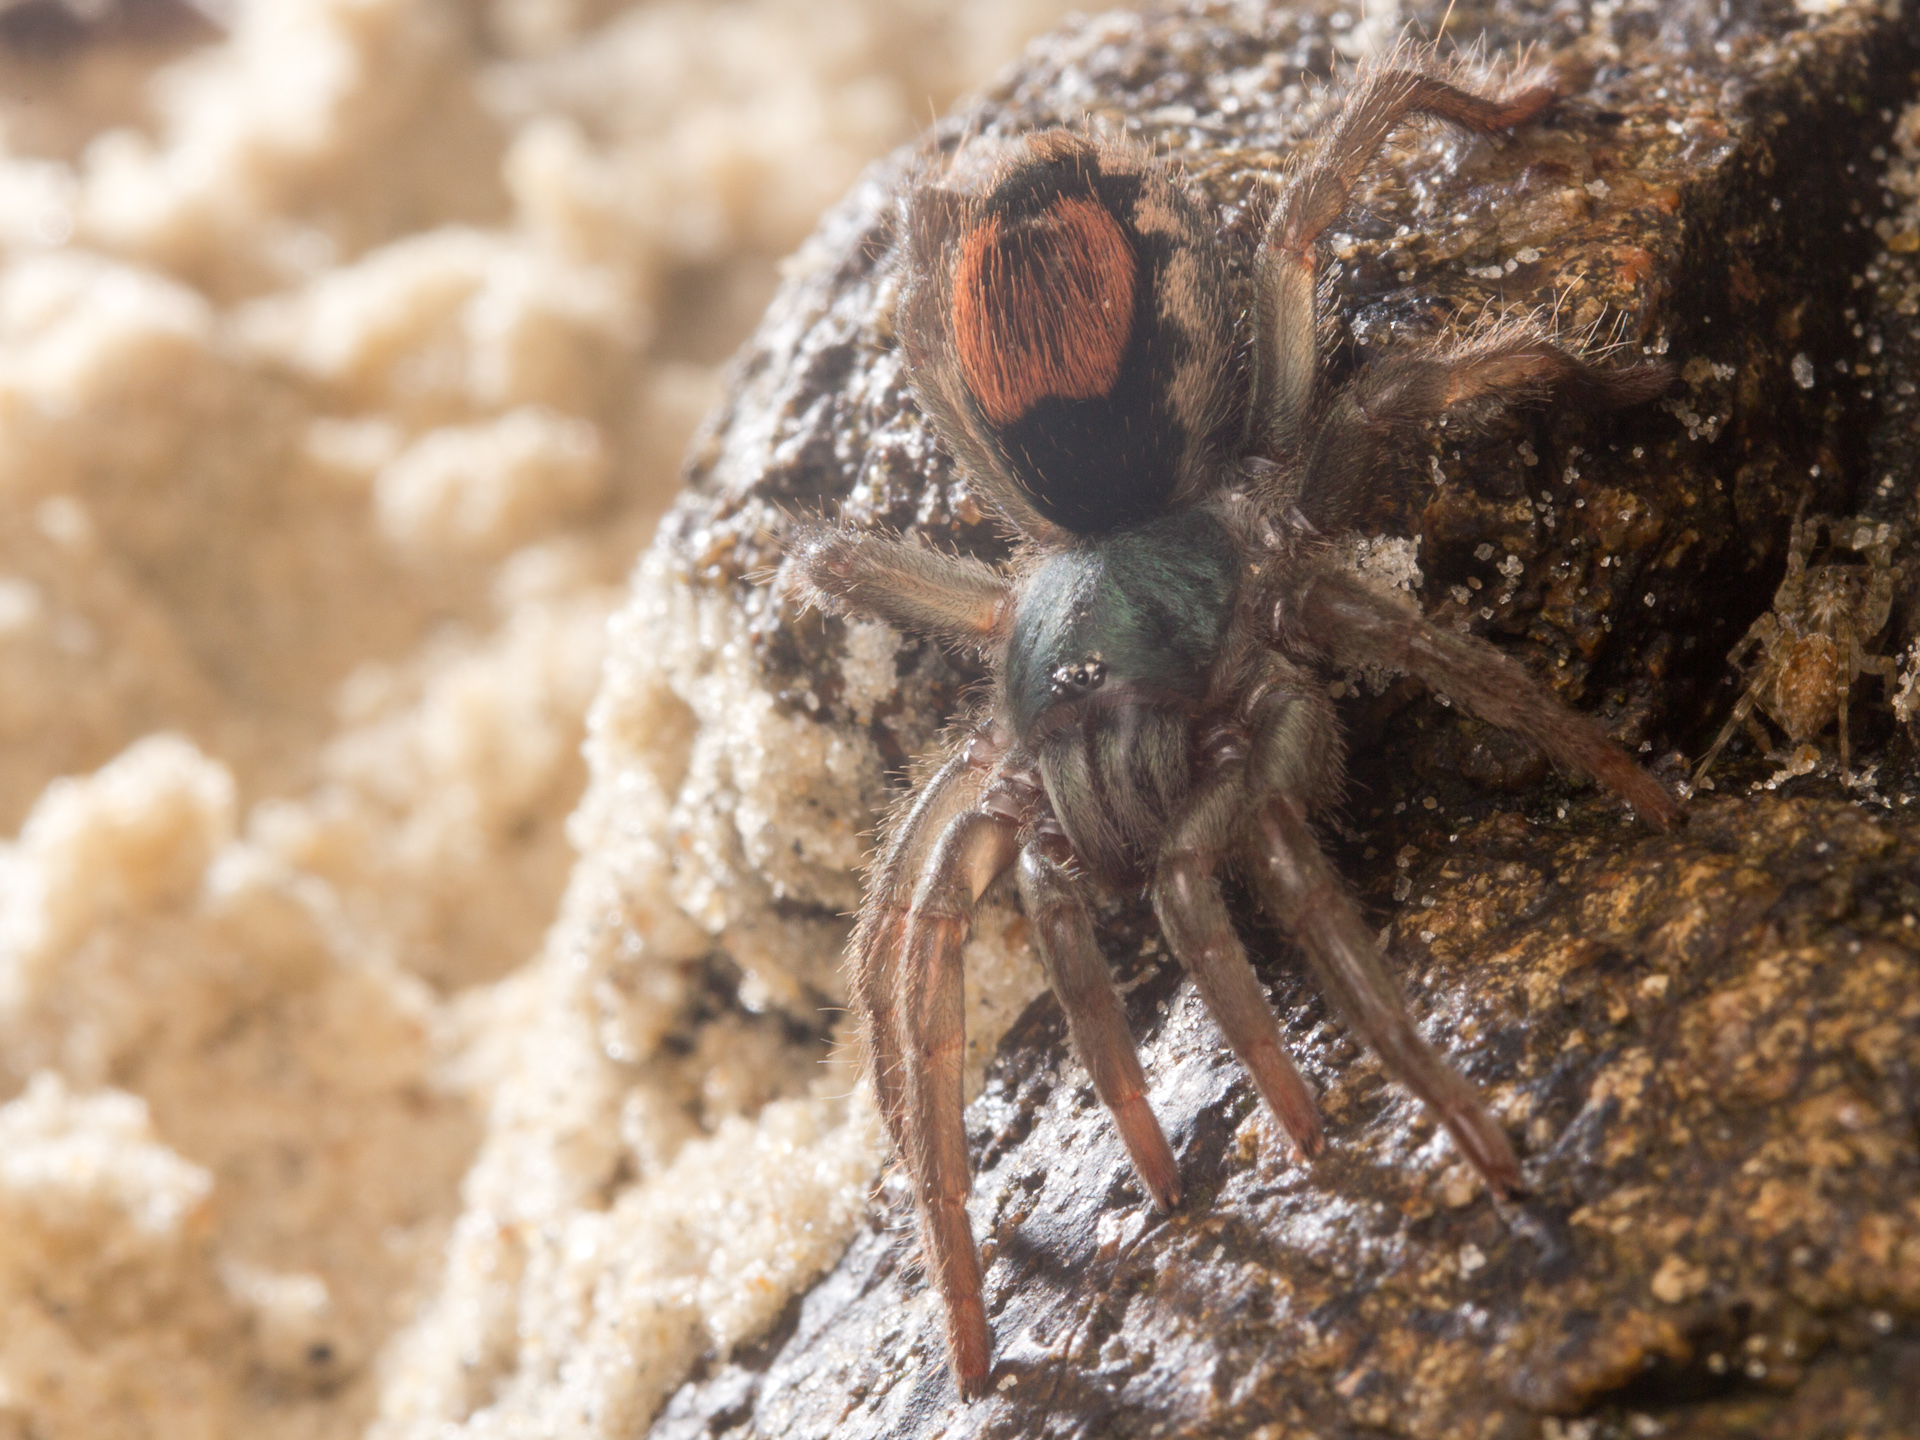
(1006, 508, 1238, 734)
(1004, 507, 1239, 882)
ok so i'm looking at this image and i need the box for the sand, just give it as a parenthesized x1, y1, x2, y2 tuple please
(0, 1, 1073, 1435)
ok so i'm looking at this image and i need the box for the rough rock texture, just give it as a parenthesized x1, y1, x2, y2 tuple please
(654, 790, 1920, 1439)
(4, 0, 1918, 1437)
(630, 0, 1920, 1436)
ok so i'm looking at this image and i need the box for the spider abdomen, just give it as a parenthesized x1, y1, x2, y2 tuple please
(1765, 634, 1847, 740)
(902, 131, 1242, 538)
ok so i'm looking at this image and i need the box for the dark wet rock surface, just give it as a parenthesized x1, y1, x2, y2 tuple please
(653, 790, 1920, 1439)
(648, 0, 1920, 1435)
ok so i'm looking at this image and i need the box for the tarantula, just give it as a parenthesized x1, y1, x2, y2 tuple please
(786, 56, 1677, 1398)
(1693, 511, 1903, 782)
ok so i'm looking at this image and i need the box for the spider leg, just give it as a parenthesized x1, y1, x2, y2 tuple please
(850, 733, 1003, 1147)
(1299, 328, 1672, 531)
(896, 802, 1020, 1399)
(1785, 508, 1815, 579)
(786, 520, 1011, 651)
(1692, 683, 1770, 785)
(1225, 679, 1519, 1191)
(1854, 649, 1903, 773)
(1726, 611, 1778, 673)
(1860, 651, 1900, 684)
(1016, 833, 1181, 1209)
(1831, 624, 1891, 777)
(1838, 680, 1852, 774)
(1152, 747, 1325, 1159)
(1690, 615, 1784, 784)
(1254, 63, 1557, 447)
(1244, 780, 1523, 1195)
(1287, 565, 1679, 826)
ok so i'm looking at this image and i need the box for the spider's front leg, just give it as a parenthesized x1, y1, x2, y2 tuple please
(1016, 830, 1181, 1209)
(851, 737, 1002, 1145)
(786, 519, 1015, 1143)
(1692, 613, 1783, 784)
(1232, 681, 1524, 1193)
(785, 521, 1012, 651)
(783, 521, 1029, 1394)
(1845, 647, 1904, 776)
(1151, 721, 1325, 1159)
(889, 780, 1019, 1398)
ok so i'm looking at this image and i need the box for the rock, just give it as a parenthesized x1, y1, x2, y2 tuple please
(655, 794, 1920, 1439)
(638, 0, 1920, 1436)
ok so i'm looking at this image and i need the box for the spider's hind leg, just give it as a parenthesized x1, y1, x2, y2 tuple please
(1299, 323, 1672, 532)
(1254, 60, 1560, 449)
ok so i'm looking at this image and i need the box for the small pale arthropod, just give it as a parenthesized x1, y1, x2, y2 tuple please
(1693, 511, 1904, 782)
(786, 50, 1676, 1397)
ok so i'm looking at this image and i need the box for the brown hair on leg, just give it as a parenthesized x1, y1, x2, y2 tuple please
(896, 807, 1018, 1399)
(1018, 834, 1182, 1209)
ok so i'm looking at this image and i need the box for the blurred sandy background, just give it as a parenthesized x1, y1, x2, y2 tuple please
(0, 0, 1078, 1435)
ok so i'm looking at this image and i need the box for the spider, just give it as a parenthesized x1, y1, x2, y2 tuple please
(784, 54, 1678, 1399)
(1692, 510, 1904, 783)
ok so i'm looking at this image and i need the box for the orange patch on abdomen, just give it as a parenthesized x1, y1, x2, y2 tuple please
(952, 195, 1137, 426)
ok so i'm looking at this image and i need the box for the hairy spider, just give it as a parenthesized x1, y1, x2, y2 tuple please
(785, 54, 1677, 1399)
(1693, 511, 1904, 783)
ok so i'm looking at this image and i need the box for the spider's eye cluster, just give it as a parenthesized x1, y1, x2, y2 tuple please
(919, 133, 1241, 536)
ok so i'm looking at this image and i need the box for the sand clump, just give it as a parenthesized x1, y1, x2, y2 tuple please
(0, 1, 1076, 1436)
